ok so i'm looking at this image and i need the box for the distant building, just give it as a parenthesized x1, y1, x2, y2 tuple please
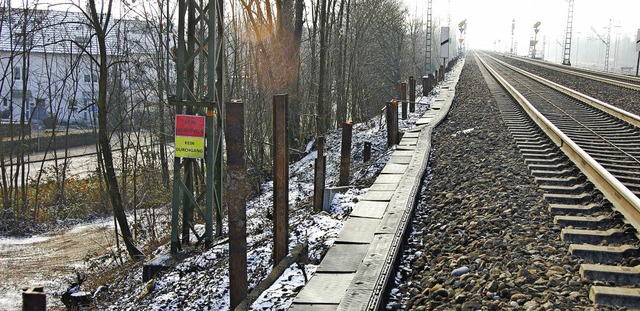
(0, 8, 157, 129)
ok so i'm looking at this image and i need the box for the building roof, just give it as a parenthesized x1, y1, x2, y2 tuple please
(0, 8, 152, 56)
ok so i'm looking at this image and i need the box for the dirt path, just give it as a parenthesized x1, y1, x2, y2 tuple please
(0, 220, 115, 310)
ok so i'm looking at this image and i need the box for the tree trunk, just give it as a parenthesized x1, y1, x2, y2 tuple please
(87, 0, 144, 260)
(317, 0, 328, 134)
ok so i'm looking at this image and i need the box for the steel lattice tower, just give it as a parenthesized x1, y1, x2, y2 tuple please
(605, 19, 611, 72)
(170, 0, 225, 252)
(425, 0, 433, 76)
(562, 0, 574, 65)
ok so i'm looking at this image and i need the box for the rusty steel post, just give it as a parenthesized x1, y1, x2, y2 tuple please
(386, 102, 393, 147)
(22, 286, 46, 311)
(226, 101, 247, 309)
(386, 101, 399, 147)
(422, 76, 428, 96)
(363, 141, 371, 162)
(428, 73, 435, 94)
(409, 76, 416, 112)
(339, 121, 353, 186)
(401, 83, 408, 120)
(272, 94, 289, 266)
(393, 101, 399, 144)
(313, 136, 325, 213)
(440, 65, 445, 81)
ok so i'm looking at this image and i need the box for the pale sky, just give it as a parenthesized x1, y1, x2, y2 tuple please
(404, 0, 640, 56)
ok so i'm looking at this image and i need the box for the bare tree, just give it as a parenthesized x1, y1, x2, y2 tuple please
(82, 0, 144, 259)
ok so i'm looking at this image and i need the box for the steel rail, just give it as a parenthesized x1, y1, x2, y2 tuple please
(476, 52, 640, 238)
(485, 54, 640, 130)
(513, 55, 640, 84)
(503, 54, 640, 91)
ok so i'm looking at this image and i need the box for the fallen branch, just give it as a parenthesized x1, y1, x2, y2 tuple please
(235, 243, 309, 310)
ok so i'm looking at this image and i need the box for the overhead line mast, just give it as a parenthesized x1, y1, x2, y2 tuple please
(170, 0, 225, 252)
(562, 0, 575, 66)
(425, 0, 433, 76)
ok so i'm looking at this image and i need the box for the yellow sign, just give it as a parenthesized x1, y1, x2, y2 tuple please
(175, 136, 205, 158)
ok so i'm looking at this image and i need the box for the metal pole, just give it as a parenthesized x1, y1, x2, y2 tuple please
(273, 94, 289, 266)
(313, 136, 325, 212)
(338, 121, 353, 186)
(409, 76, 416, 112)
(392, 101, 399, 144)
(226, 100, 247, 309)
(215, 0, 225, 237)
(425, 0, 433, 76)
(428, 73, 434, 94)
(204, 108, 214, 246)
(22, 286, 46, 311)
(170, 0, 187, 253)
(363, 141, 371, 162)
(422, 76, 428, 96)
(386, 102, 393, 148)
(203, 0, 216, 246)
(636, 51, 639, 77)
(401, 83, 407, 120)
(386, 101, 399, 147)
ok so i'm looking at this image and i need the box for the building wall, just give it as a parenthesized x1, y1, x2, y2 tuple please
(0, 8, 159, 129)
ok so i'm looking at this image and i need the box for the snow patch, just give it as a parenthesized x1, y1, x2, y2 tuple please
(452, 127, 475, 137)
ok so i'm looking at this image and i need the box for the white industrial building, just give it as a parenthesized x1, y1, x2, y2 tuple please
(0, 8, 157, 129)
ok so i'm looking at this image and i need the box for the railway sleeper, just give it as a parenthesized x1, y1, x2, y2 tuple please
(530, 168, 578, 178)
(594, 158, 640, 167)
(510, 133, 545, 141)
(517, 143, 553, 150)
(509, 134, 541, 141)
(548, 203, 603, 215)
(581, 264, 640, 286)
(504, 119, 532, 126)
(568, 244, 639, 264)
(561, 228, 628, 244)
(611, 176, 640, 186)
(521, 152, 562, 161)
(589, 286, 640, 308)
(582, 145, 640, 155)
(554, 215, 615, 229)
(534, 175, 585, 187)
(519, 147, 557, 155)
(593, 139, 640, 146)
(589, 151, 638, 160)
(511, 134, 545, 141)
(524, 156, 567, 166)
(607, 168, 640, 179)
(543, 192, 592, 205)
(527, 162, 572, 172)
(509, 132, 549, 139)
(539, 183, 592, 195)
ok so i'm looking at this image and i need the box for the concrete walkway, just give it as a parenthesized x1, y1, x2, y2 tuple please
(290, 60, 466, 310)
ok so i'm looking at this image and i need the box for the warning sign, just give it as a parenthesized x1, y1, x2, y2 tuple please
(175, 115, 205, 137)
(175, 115, 205, 158)
(175, 136, 205, 158)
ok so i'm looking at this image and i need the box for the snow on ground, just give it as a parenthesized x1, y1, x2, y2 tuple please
(95, 85, 441, 310)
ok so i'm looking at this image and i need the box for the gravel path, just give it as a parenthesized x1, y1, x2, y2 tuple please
(390, 56, 626, 310)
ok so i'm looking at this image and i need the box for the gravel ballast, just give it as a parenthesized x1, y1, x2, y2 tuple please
(389, 55, 627, 310)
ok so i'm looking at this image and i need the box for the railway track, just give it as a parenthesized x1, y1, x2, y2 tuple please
(502, 54, 640, 92)
(477, 52, 640, 307)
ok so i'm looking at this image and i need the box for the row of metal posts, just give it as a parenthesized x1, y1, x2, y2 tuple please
(225, 68, 450, 308)
(22, 70, 442, 310)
